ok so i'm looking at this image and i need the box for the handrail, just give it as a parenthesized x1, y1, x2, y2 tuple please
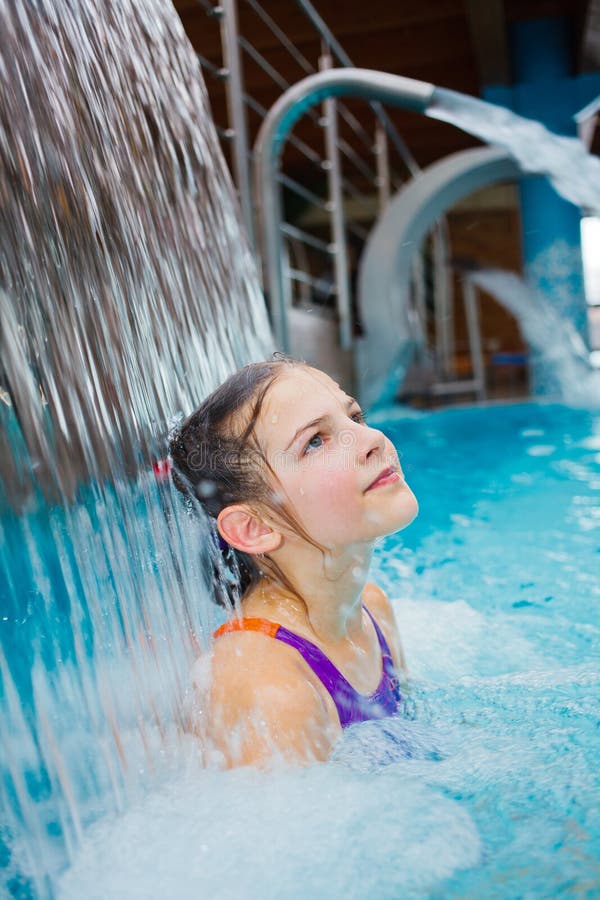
(253, 68, 435, 350)
(193, 2, 466, 402)
(220, 0, 255, 249)
(292, 0, 420, 176)
(194, 1, 434, 358)
(243, 0, 314, 75)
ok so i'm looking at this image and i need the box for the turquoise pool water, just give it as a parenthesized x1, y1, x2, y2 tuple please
(369, 400, 600, 897)
(6, 400, 600, 899)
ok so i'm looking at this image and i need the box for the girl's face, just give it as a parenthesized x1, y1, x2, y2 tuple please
(254, 366, 418, 550)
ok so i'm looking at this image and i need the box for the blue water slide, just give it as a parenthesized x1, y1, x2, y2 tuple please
(355, 146, 520, 409)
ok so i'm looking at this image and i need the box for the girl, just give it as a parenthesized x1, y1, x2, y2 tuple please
(169, 356, 418, 768)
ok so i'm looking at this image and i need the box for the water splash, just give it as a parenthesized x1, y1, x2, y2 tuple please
(428, 88, 600, 215)
(0, 0, 271, 894)
(426, 90, 600, 403)
(468, 268, 599, 406)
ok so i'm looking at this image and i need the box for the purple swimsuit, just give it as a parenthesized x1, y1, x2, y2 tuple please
(214, 605, 402, 727)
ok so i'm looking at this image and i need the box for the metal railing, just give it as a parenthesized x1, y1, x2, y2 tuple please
(252, 68, 435, 353)
(193, 3, 419, 253)
(190, 0, 472, 401)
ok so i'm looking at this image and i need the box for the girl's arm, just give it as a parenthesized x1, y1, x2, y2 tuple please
(192, 635, 341, 769)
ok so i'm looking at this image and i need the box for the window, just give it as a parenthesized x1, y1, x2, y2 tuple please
(581, 217, 600, 306)
(581, 217, 600, 357)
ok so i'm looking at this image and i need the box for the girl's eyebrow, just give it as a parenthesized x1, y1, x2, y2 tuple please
(283, 397, 358, 451)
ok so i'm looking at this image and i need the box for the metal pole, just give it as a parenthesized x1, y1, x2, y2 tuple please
(220, 0, 256, 252)
(439, 218, 455, 372)
(374, 122, 391, 210)
(319, 53, 353, 350)
(293, 0, 420, 176)
(411, 251, 427, 341)
(432, 222, 453, 378)
(253, 68, 435, 350)
(463, 277, 487, 401)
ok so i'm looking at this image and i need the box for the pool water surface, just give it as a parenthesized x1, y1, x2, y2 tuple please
(53, 401, 600, 898)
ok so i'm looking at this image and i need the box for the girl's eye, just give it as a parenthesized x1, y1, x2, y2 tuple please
(302, 410, 364, 454)
(304, 433, 324, 453)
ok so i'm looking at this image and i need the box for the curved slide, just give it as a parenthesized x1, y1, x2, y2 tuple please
(356, 146, 521, 409)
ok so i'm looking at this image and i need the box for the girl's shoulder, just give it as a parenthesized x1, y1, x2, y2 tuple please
(194, 627, 338, 766)
(362, 580, 392, 612)
(205, 620, 334, 716)
(208, 620, 303, 682)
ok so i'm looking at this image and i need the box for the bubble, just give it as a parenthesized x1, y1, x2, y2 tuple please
(198, 479, 216, 497)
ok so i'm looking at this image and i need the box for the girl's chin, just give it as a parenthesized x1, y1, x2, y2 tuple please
(370, 492, 419, 535)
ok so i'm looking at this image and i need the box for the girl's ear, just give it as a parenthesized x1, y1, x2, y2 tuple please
(217, 505, 282, 555)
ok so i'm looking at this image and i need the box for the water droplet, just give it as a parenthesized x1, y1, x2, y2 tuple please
(198, 479, 216, 497)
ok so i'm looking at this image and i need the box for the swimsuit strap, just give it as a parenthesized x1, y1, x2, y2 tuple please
(213, 617, 280, 639)
(362, 604, 397, 681)
(213, 605, 401, 727)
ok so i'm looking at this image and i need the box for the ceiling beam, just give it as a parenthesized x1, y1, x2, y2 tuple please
(463, 0, 510, 88)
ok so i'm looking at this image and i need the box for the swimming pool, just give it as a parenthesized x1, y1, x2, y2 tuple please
(54, 399, 600, 899)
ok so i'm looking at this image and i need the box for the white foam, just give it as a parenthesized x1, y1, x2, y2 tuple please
(59, 764, 480, 900)
(390, 597, 544, 682)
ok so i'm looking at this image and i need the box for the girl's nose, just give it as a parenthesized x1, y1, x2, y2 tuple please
(357, 424, 386, 463)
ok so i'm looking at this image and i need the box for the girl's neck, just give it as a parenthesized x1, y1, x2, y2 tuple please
(243, 542, 374, 644)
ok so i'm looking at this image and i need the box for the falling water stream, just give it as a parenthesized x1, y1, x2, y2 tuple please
(469, 269, 599, 406)
(428, 87, 600, 214)
(1, 7, 600, 897)
(0, 0, 271, 895)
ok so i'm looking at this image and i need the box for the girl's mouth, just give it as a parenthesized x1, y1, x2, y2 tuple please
(365, 466, 401, 491)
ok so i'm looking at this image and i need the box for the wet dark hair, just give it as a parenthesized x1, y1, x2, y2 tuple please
(168, 354, 313, 608)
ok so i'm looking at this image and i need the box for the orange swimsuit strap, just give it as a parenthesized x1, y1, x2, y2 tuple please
(213, 617, 280, 640)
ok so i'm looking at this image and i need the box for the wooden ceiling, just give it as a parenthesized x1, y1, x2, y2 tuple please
(174, 0, 596, 184)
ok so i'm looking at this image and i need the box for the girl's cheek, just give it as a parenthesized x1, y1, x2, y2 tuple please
(317, 471, 355, 510)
